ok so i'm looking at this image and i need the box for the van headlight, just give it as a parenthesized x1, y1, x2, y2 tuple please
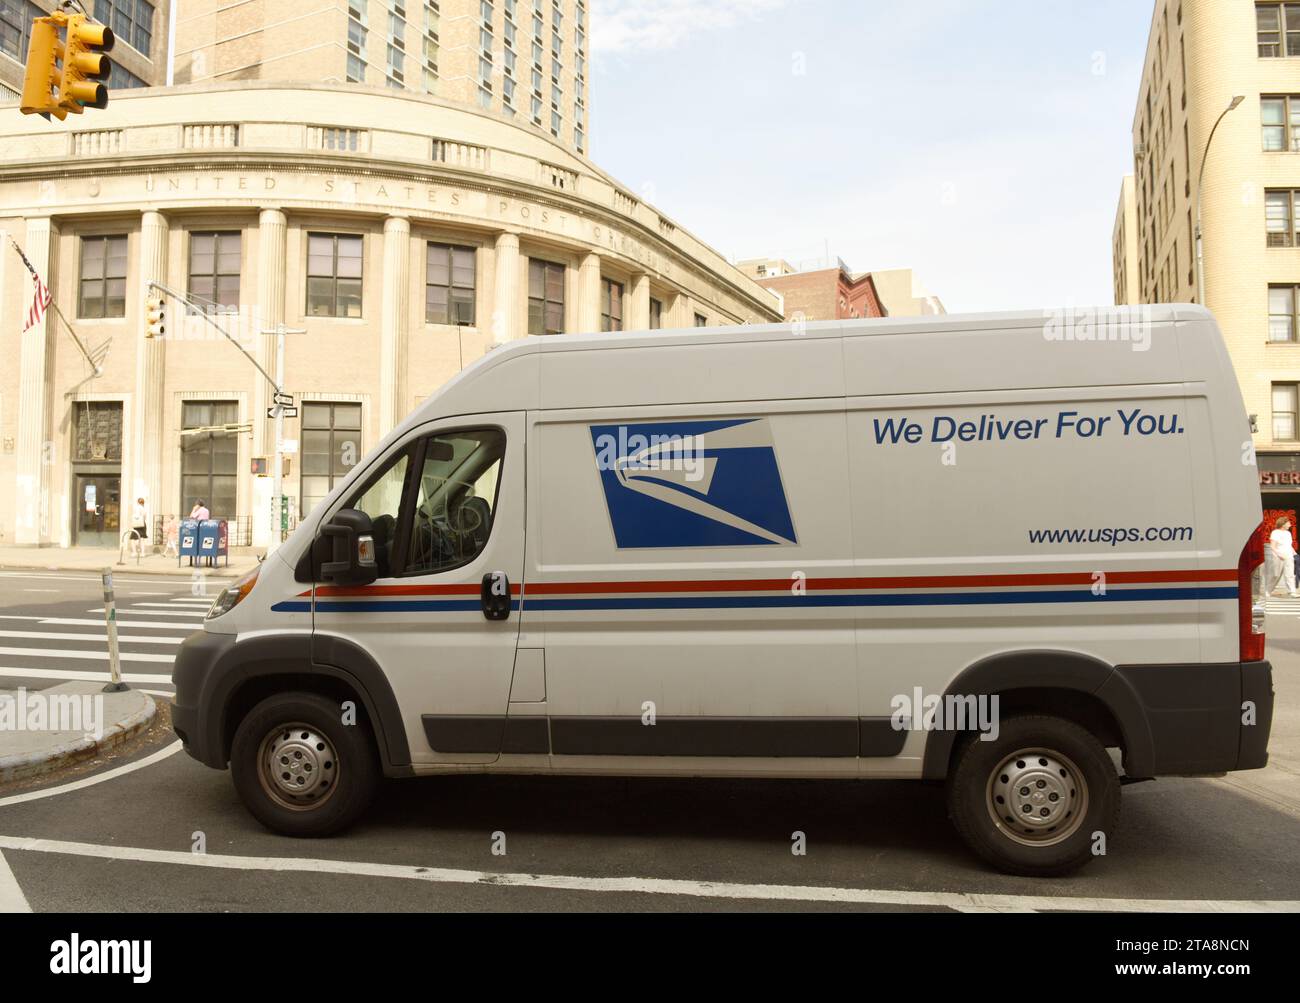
(206, 566, 260, 620)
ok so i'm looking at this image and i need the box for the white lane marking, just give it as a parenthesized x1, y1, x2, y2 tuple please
(122, 592, 169, 597)
(0, 834, 1294, 913)
(0, 666, 173, 684)
(0, 630, 182, 646)
(0, 851, 32, 913)
(0, 646, 173, 664)
(0, 572, 223, 586)
(163, 599, 215, 606)
(88, 608, 205, 619)
(21, 589, 58, 593)
(131, 602, 211, 610)
(0, 741, 182, 808)
(41, 618, 197, 631)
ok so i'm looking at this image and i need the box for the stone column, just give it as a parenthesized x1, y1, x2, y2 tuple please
(132, 211, 168, 533)
(628, 272, 651, 331)
(491, 231, 521, 345)
(254, 208, 287, 462)
(379, 216, 411, 434)
(15, 218, 54, 545)
(576, 252, 602, 332)
(669, 291, 691, 328)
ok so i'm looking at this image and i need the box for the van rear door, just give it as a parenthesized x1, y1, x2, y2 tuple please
(310, 413, 526, 765)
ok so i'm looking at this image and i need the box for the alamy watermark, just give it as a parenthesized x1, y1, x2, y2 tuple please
(593, 427, 706, 482)
(890, 688, 1000, 742)
(1043, 306, 1153, 353)
(0, 687, 104, 740)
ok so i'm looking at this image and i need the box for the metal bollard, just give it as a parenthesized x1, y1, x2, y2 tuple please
(101, 568, 129, 693)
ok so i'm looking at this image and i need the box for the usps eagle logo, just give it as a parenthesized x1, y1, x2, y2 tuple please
(589, 418, 797, 548)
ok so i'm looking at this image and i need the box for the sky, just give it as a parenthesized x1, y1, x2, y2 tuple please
(588, 0, 1155, 313)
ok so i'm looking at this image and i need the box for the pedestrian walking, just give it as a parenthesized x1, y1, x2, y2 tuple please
(1269, 516, 1299, 597)
(131, 496, 148, 557)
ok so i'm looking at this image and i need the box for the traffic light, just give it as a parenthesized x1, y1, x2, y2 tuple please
(59, 14, 114, 114)
(145, 295, 166, 339)
(19, 17, 67, 121)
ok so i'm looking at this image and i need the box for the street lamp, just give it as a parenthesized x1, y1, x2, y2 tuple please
(1194, 95, 1246, 305)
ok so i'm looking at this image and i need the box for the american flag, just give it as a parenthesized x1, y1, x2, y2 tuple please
(7, 235, 51, 332)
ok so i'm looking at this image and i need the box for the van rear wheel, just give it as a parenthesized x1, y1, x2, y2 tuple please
(946, 714, 1119, 876)
(230, 691, 379, 837)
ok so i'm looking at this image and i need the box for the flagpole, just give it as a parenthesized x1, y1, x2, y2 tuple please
(5, 230, 101, 375)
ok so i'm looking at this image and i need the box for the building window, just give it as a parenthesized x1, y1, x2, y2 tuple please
(1275, 384, 1300, 440)
(306, 233, 363, 318)
(300, 402, 362, 517)
(0, 2, 42, 63)
(94, 0, 153, 55)
(1266, 190, 1300, 246)
(1262, 96, 1300, 150)
(78, 234, 127, 319)
(181, 401, 239, 518)
(1270, 285, 1300, 341)
(426, 243, 476, 325)
(188, 232, 241, 310)
(347, 53, 367, 82)
(528, 258, 565, 335)
(73, 401, 124, 462)
(694, 313, 708, 327)
(1258, 4, 1300, 57)
(600, 278, 623, 331)
(649, 297, 663, 330)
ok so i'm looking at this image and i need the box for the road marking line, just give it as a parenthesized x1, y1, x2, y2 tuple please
(0, 646, 173, 664)
(0, 573, 210, 586)
(131, 602, 211, 610)
(0, 741, 182, 807)
(122, 592, 169, 597)
(21, 589, 58, 593)
(0, 851, 31, 913)
(88, 608, 205, 619)
(0, 667, 173, 685)
(0, 832, 1294, 913)
(40, 618, 197, 631)
(0, 630, 181, 646)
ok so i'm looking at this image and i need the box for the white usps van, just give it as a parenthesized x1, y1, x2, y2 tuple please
(173, 305, 1273, 875)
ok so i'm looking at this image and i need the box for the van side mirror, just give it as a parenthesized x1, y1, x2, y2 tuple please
(316, 508, 378, 586)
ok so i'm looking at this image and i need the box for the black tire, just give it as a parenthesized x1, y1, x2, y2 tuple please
(230, 691, 379, 837)
(946, 714, 1119, 876)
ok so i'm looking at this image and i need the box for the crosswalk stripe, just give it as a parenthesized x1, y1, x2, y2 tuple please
(130, 602, 212, 610)
(40, 618, 197, 631)
(0, 646, 173, 664)
(87, 608, 205, 618)
(0, 666, 173, 685)
(0, 630, 181, 646)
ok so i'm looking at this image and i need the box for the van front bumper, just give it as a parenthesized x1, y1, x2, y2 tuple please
(171, 629, 238, 770)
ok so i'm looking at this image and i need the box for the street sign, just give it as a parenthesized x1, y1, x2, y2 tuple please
(273, 391, 293, 406)
(266, 405, 299, 419)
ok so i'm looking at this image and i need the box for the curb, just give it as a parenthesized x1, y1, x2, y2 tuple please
(0, 692, 158, 785)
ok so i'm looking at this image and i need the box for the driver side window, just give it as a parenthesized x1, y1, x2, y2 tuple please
(406, 428, 506, 575)
(345, 448, 411, 578)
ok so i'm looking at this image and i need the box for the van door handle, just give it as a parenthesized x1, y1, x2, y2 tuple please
(481, 571, 511, 620)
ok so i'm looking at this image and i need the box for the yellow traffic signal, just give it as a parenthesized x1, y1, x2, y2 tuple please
(19, 17, 67, 121)
(145, 295, 166, 339)
(60, 14, 115, 113)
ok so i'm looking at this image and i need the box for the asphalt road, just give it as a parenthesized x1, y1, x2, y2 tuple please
(0, 570, 1297, 912)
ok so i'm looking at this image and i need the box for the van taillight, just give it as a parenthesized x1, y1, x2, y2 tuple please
(1239, 525, 1266, 662)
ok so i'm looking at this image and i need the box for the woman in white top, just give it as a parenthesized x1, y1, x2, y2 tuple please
(131, 497, 148, 557)
(1269, 515, 1299, 597)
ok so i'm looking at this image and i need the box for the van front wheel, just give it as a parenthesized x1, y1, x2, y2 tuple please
(230, 691, 379, 837)
(946, 714, 1119, 876)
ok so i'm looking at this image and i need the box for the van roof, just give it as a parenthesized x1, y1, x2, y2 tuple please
(404, 303, 1208, 430)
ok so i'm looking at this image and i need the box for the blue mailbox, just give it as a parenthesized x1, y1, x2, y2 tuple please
(198, 519, 229, 567)
(178, 519, 200, 565)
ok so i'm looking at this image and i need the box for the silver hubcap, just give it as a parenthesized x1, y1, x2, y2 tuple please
(258, 723, 339, 811)
(986, 747, 1088, 847)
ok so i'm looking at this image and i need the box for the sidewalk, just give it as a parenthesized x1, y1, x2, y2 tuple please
(0, 544, 260, 579)
(0, 682, 157, 785)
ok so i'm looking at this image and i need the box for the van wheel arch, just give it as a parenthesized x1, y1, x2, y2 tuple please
(920, 649, 1155, 781)
(209, 634, 412, 777)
